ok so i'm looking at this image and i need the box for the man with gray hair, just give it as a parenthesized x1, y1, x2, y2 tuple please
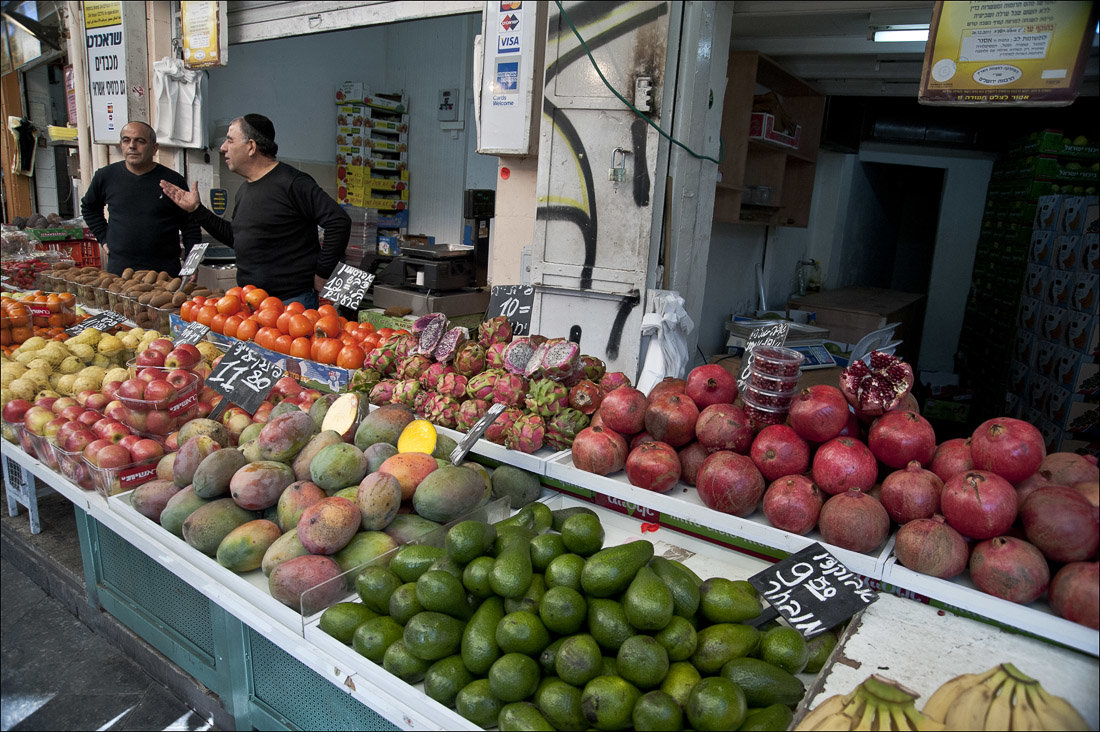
(160, 113, 350, 307)
(81, 120, 200, 275)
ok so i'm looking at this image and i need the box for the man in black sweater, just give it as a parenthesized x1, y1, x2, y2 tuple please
(160, 114, 350, 306)
(80, 121, 200, 276)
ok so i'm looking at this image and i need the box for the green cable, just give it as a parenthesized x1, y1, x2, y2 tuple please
(554, 0, 722, 164)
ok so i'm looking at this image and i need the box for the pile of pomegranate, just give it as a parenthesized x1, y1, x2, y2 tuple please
(570, 352, 1099, 629)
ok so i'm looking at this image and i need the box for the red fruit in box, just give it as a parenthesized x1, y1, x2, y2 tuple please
(164, 344, 202, 370)
(136, 348, 167, 367)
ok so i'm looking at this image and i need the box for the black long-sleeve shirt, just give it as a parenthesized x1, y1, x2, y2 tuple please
(80, 162, 200, 276)
(192, 162, 351, 300)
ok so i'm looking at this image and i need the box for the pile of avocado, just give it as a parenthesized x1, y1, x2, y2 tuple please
(320, 503, 838, 731)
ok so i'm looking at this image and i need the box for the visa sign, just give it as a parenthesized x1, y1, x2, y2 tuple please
(498, 33, 520, 53)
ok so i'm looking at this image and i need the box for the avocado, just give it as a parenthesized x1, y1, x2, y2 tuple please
(623, 565, 675, 631)
(581, 540, 654, 598)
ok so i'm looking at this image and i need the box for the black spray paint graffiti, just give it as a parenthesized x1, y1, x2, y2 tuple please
(536, 1, 667, 358)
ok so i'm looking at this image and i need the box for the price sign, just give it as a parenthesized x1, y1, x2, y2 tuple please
(738, 321, 790, 389)
(321, 262, 375, 309)
(27, 303, 53, 318)
(175, 321, 211, 346)
(205, 341, 282, 414)
(449, 403, 506, 464)
(748, 543, 877, 639)
(179, 242, 209, 279)
(486, 285, 534, 336)
(66, 310, 126, 335)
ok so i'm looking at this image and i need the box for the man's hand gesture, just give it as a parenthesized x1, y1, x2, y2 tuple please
(160, 180, 201, 213)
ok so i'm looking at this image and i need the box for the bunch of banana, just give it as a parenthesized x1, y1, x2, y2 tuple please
(796, 675, 944, 731)
(923, 662, 1088, 730)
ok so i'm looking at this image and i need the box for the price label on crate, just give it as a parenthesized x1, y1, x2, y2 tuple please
(26, 303, 53, 317)
(748, 543, 877, 638)
(175, 321, 210, 346)
(321, 262, 375, 309)
(66, 310, 126, 336)
(179, 242, 209, 279)
(486, 285, 534, 337)
(738, 322, 790, 390)
(205, 341, 282, 414)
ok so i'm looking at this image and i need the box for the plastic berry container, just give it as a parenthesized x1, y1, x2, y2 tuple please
(743, 384, 797, 410)
(741, 391, 790, 430)
(85, 455, 161, 498)
(749, 346, 804, 377)
(747, 370, 800, 393)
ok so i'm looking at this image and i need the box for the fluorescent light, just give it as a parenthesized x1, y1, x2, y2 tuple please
(873, 25, 929, 42)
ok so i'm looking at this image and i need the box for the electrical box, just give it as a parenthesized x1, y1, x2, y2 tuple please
(437, 88, 459, 121)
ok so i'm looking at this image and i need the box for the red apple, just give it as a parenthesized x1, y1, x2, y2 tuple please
(84, 392, 110, 412)
(83, 438, 115, 466)
(62, 428, 96, 453)
(137, 366, 163, 382)
(147, 338, 174, 355)
(23, 406, 56, 435)
(196, 400, 213, 418)
(118, 434, 142, 453)
(51, 396, 79, 414)
(164, 344, 202, 370)
(136, 348, 167, 367)
(102, 381, 122, 401)
(77, 410, 102, 427)
(193, 365, 211, 382)
(119, 378, 146, 401)
(96, 443, 133, 469)
(165, 369, 194, 391)
(106, 403, 132, 424)
(144, 379, 178, 410)
(59, 405, 85, 422)
(75, 390, 98, 406)
(2, 399, 32, 423)
(55, 420, 83, 445)
(35, 396, 58, 412)
(125, 409, 148, 433)
(221, 406, 249, 425)
(225, 412, 252, 438)
(42, 417, 67, 441)
(273, 375, 301, 398)
(129, 438, 164, 462)
(92, 419, 130, 444)
(200, 386, 218, 404)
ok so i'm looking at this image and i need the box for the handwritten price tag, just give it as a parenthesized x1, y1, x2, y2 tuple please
(486, 285, 534, 336)
(66, 310, 126, 335)
(321, 262, 375, 310)
(179, 242, 209, 278)
(738, 321, 790, 390)
(175, 321, 210, 346)
(205, 341, 282, 414)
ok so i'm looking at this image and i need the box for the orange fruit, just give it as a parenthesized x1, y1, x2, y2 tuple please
(318, 303, 339, 319)
(315, 314, 341, 338)
(223, 315, 243, 338)
(256, 307, 281, 328)
(276, 310, 293, 334)
(236, 318, 259, 342)
(260, 295, 284, 311)
(288, 314, 313, 339)
(336, 344, 365, 369)
(243, 288, 268, 310)
(196, 305, 217, 327)
(274, 334, 293, 354)
(180, 301, 196, 321)
(216, 295, 241, 316)
(286, 301, 305, 315)
(290, 337, 311, 359)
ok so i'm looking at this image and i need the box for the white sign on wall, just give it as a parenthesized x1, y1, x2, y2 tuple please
(478, 0, 541, 155)
(83, 0, 127, 144)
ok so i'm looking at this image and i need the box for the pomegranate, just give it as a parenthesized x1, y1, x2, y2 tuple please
(837, 410, 862, 438)
(929, 438, 974, 483)
(893, 516, 969, 579)
(969, 536, 1049, 604)
(1020, 486, 1099, 563)
(867, 411, 937, 468)
(749, 425, 810, 482)
(694, 403, 753, 454)
(644, 393, 699, 448)
(678, 442, 709, 487)
(888, 391, 921, 414)
(940, 470, 1018, 540)
(811, 437, 879, 495)
(762, 474, 823, 535)
(625, 441, 682, 493)
(646, 377, 686, 403)
(969, 417, 1046, 484)
(598, 387, 648, 436)
(788, 385, 850, 443)
(571, 425, 628, 476)
(818, 490, 891, 554)
(695, 451, 765, 517)
(684, 364, 738, 409)
(880, 461, 943, 525)
(838, 351, 915, 419)
(598, 372, 632, 395)
(1049, 562, 1099, 629)
(1071, 480, 1099, 522)
(1041, 452, 1100, 486)
(1013, 469, 1056, 506)
(630, 431, 657, 451)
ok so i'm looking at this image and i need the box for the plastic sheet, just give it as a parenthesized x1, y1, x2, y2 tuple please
(636, 289, 694, 395)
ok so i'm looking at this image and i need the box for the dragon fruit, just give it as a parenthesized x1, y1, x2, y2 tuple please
(420, 362, 456, 391)
(599, 371, 632, 394)
(529, 334, 548, 348)
(456, 398, 490, 431)
(568, 379, 603, 415)
(525, 378, 569, 418)
(478, 315, 513, 349)
(365, 347, 396, 375)
(425, 394, 461, 429)
(391, 379, 422, 408)
(486, 342, 508, 370)
(540, 338, 581, 382)
(467, 369, 503, 400)
(524, 340, 552, 379)
(485, 407, 523, 444)
(388, 332, 418, 361)
(561, 363, 585, 388)
(413, 390, 432, 418)
(454, 341, 487, 377)
(433, 326, 468, 363)
(437, 372, 470, 399)
(502, 337, 536, 374)
(545, 407, 591, 451)
(579, 355, 606, 382)
(416, 313, 449, 354)
(493, 372, 530, 408)
(368, 379, 400, 405)
(350, 368, 382, 395)
(506, 412, 546, 453)
(397, 353, 433, 381)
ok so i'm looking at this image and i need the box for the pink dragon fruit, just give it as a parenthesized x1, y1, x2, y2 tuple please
(540, 338, 581, 382)
(524, 340, 552, 379)
(420, 362, 456, 391)
(413, 390, 432, 418)
(456, 399, 490, 431)
(525, 378, 569, 418)
(397, 353, 433, 381)
(368, 379, 400, 405)
(467, 369, 503, 400)
(437, 372, 469, 399)
(599, 371, 632, 395)
(391, 379, 422, 408)
(492, 372, 530, 409)
(388, 332, 418, 361)
(365, 347, 397, 375)
(545, 407, 591, 451)
(502, 337, 536, 375)
(579, 355, 606, 382)
(433, 326, 468, 363)
(568, 379, 603, 415)
(425, 394, 461, 429)
(485, 407, 523, 444)
(415, 313, 449, 354)
(478, 315, 513, 349)
(506, 412, 546, 453)
(561, 362, 585, 388)
(454, 342, 487, 377)
(486, 342, 508, 370)
(529, 335, 548, 348)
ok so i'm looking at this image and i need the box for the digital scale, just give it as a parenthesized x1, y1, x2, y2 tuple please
(725, 317, 839, 369)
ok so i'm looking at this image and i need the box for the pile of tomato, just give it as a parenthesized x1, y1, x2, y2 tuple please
(179, 285, 408, 368)
(1, 291, 81, 351)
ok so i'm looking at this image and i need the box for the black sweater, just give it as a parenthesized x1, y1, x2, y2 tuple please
(193, 162, 350, 299)
(80, 162, 200, 276)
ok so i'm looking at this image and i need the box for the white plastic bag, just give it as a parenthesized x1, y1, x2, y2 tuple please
(635, 290, 694, 396)
(153, 58, 208, 148)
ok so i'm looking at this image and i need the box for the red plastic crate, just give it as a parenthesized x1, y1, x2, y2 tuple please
(39, 239, 101, 267)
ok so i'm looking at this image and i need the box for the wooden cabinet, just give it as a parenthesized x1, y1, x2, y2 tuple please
(714, 51, 825, 227)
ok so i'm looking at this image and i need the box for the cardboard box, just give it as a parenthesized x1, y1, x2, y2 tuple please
(195, 264, 237, 292)
(364, 92, 408, 114)
(335, 81, 365, 104)
(748, 111, 800, 149)
(786, 288, 926, 363)
(371, 285, 489, 318)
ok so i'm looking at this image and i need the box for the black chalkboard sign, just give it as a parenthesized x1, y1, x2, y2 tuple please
(321, 262, 375, 309)
(204, 341, 282, 414)
(747, 543, 877, 639)
(179, 242, 209, 279)
(175, 321, 211, 346)
(66, 310, 126, 336)
(486, 285, 534, 337)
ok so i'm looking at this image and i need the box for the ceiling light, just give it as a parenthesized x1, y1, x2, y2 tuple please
(872, 25, 930, 43)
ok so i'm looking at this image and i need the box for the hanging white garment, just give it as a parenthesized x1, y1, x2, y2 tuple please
(153, 58, 207, 148)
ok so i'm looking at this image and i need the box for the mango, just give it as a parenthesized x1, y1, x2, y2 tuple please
(321, 393, 366, 442)
(160, 486, 212, 537)
(177, 418, 230, 448)
(363, 442, 398, 473)
(356, 472, 403, 530)
(291, 430, 343, 483)
(308, 393, 341, 428)
(412, 465, 492, 523)
(261, 528, 310, 576)
(377, 452, 438, 500)
(216, 518, 283, 572)
(240, 438, 263, 463)
(353, 403, 415, 450)
(155, 452, 176, 483)
(192, 448, 249, 499)
(297, 495, 362, 555)
(182, 497, 259, 556)
(334, 486, 358, 502)
(129, 479, 182, 523)
(383, 514, 442, 544)
(173, 435, 222, 488)
(238, 422, 263, 445)
(310, 442, 369, 494)
(333, 530, 398, 577)
(268, 401, 303, 420)
(229, 460, 295, 511)
(268, 554, 345, 615)
(277, 480, 327, 532)
(257, 411, 317, 463)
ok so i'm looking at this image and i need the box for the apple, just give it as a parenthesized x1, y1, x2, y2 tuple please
(165, 432, 179, 451)
(144, 379, 179, 410)
(102, 381, 123, 401)
(225, 412, 253, 439)
(136, 348, 167, 367)
(144, 410, 176, 436)
(62, 428, 96, 453)
(23, 406, 56, 435)
(125, 409, 148, 433)
(59, 405, 85, 422)
(165, 369, 194, 392)
(130, 438, 164, 462)
(221, 406, 249, 425)
(55, 419, 83, 445)
(96, 443, 133, 469)
(92, 419, 130, 444)
(105, 403, 132, 425)
(253, 402, 273, 423)
(51, 396, 79, 414)
(193, 365, 211, 382)
(118, 434, 142, 453)
(2, 399, 32, 424)
(76, 389, 98, 406)
(77, 409, 103, 427)
(83, 438, 115, 466)
(42, 417, 68, 441)
(85, 392, 111, 412)
(196, 400, 214, 418)
(35, 396, 58, 412)
(147, 338, 175, 355)
(137, 366, 164, 382)
(200, 386, 219, 405)
(118, 378, 147, 402)
(272, 375, 301, 398)
(164, 344, 202, 370)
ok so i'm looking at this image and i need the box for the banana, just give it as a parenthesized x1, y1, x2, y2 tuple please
(812, 712, 857, 731)
(874, 703, 892, 732)
(1010, 684, 1043, 732)
(796, 694, 850, 731)
(922, 672, 984, 722)
(982, 677, 1014, 730)
(1029, 681, 1090, 731)
(942, 678, 995, 730)
(903, 706, 945, 731)
(852, 698, 877, 731)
